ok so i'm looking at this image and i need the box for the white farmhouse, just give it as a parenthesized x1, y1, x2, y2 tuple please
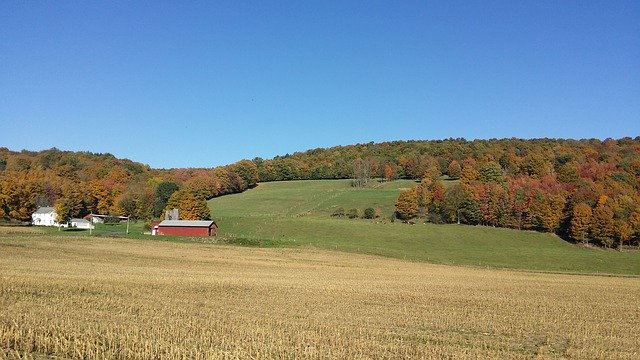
(32, 207, 59, 226)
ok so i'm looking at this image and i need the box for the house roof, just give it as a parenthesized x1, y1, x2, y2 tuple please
(34, 207, 55, 214)
(158, 220, 215, 227)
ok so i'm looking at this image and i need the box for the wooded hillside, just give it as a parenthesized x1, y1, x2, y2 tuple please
(1, 137, 639, 247)
(252, 137, 640, 247)
(0, 148, 258, 223)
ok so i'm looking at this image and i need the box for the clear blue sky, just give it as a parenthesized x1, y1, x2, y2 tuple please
(1, 1, 638, 168)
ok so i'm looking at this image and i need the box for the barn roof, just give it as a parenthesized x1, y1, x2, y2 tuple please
(158, 220, 215, 227)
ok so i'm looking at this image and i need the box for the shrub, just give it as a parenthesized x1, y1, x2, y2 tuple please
(331, 207, 345, 217)
(363, 208, 376, 219)
(427, 213, 444, 224)
(347, 208, 361, 219)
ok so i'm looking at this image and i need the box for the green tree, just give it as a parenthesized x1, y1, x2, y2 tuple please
(153, 182, 179, 217)
(443, 184, 466, 223)
(231, 160, 259, 188)
(557, 162, 580, 184)
(117, 192, 138, 219)
(363, 207, 376, 219)
(479, 161, 505, 183)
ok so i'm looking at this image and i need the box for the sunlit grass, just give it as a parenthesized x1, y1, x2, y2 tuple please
(210, 180, 640, 275)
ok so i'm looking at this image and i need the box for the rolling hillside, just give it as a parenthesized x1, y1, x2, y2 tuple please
(210, 180, 640, 275)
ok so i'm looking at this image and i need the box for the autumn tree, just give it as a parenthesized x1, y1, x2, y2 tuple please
(447, 160, 461, 180)
(590, 205, 615, 247)
(230, 160, 259, 188)
(395, 188, 418, 220)
(185, 175, 219, 200)
(382, 162, 398, 182)
(521, 153, 548, 178)
(529, 192, 566, 232)
(166, 190, 211, 220)
(569, 203, 592, 244)
(0, 172, 42, 221)
(181, 193, 211, 220)
(88, 180, 113, 214)
(460, 158, 479, 184)
(443, 184, 466, 223)
(476, 183, 510, 227)
(415, 178, 432, 213)
(55, 197, 81, 225)
(613, 220, 632, 250)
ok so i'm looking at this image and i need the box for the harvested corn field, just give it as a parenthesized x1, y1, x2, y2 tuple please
(1, 235, 639, 359)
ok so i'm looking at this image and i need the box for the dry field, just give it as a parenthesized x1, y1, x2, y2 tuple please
(1, 234, 639, 359)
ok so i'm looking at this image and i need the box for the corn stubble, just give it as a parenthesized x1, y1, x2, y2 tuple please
(0, 235, 638, 359)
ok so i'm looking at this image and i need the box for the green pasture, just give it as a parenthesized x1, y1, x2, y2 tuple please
(210, 180, 640, 275)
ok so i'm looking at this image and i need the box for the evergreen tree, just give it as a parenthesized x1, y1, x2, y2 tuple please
(154, 182, 179, 217)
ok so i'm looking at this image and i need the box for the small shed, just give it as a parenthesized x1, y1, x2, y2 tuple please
(70, 218, 93, 229)
(155, 220, 217, 237)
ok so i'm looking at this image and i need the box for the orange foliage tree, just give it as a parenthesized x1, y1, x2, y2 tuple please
(569, 203, 592, 244)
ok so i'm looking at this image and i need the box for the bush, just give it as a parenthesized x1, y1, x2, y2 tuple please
(363, 207, 376, 219)
(427, 213, 444, 224)
(347, 208, 361, 219)
(331, 207, 345, 217)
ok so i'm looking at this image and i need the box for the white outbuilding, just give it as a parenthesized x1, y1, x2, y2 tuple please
(70, 218, 93, 229)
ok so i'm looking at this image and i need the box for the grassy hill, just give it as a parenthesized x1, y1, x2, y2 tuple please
(210, 180, 640, 275)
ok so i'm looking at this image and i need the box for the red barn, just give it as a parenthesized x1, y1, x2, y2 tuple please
(155, 220, 218, 236)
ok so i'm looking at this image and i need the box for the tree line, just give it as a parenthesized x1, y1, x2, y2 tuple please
(0, 148, 258, 223)
(1, 137, 639, 247)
